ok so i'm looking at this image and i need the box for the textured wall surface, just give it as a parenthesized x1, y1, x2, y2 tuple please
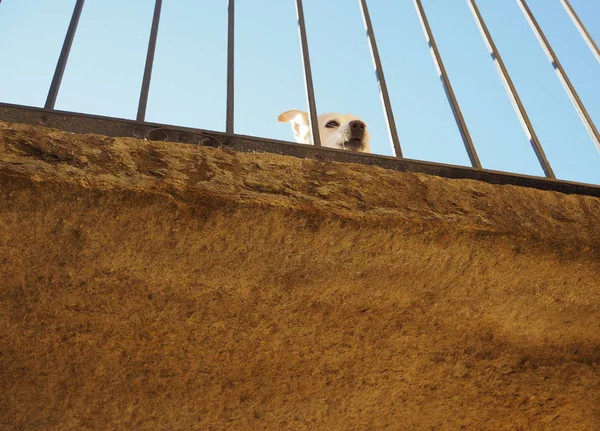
(1, 121, 599, 430)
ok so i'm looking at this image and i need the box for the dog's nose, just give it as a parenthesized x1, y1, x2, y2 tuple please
(349, 120, 365, 132)
(349, 120, 366, 138)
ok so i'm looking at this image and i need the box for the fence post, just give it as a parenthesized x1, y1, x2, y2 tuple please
(358, 0, 403, 158)
(294, 0, 321, 147)
(45, 0, 86, 110)
(414, 0, 481, 168)
(518, 0, 600, 153)
(560, 0, 600, 64)
(226, 0, 235, 134)
(468, 0, 555, 178)
(137, 0, 163, 122)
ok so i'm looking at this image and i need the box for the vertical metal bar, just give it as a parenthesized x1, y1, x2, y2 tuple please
(137, 0, 163, 122)
(414, 0, 481, 169)
(294, 0, 321, 147)
(45, 0, 86, 110)
(358, 0, 402, 158)
(226, 0, 235, 135)
(467, 0, 555, 178)
(518, 0, 600, 153)
(560, 0, 600, 64)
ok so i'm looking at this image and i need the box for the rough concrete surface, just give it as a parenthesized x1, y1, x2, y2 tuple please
(0, 120, 599, 430)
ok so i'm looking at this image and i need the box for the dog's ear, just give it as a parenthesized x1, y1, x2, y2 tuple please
(278, 109, 310, 143)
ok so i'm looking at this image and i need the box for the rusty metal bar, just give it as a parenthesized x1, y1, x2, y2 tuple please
(137, 0, 162, 122)
(560, 0, 600, 64)
(414, 0, 481, 169)
(294, 0, 321, 147)
(358, 0, 403, 158)
(226, 0, 235, 134)
(468, 0, 555, 178)
(45, 0, 86, 110)
(518, 0, 600, 153)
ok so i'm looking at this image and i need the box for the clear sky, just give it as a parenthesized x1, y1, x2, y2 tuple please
(1, 0, 599, 184)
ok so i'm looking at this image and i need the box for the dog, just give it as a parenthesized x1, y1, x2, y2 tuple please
(278, 109, 371, 153)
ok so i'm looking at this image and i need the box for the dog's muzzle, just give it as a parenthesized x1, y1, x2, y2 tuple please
(345, 120, 366, 150)
(349, 120, 366, 140)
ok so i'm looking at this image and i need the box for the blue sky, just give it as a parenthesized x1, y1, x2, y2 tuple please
(1, 0, 599, 184)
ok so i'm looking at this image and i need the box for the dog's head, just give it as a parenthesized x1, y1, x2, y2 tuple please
(278, 109, 371, 153)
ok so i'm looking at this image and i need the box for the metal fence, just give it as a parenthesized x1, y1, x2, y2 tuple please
(1, 0, 600, 197)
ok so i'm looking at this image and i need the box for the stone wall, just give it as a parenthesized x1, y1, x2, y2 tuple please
(1, 121, 599, 430)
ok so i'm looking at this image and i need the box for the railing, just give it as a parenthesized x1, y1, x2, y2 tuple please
(1, 0, 599, 197)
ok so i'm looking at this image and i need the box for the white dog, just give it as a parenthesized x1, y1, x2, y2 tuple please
(278, 109, 371, 153)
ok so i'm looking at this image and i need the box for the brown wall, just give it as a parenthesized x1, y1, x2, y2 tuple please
(1, 121, 600, 430)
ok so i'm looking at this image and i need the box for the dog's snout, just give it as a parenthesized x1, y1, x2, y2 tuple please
(349, 120, 366, 139)
(349, 120, 365, 132)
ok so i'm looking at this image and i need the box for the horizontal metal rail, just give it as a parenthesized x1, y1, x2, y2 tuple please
(1, 102, 599, 198)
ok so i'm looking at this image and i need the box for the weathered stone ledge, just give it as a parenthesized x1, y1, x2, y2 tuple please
(1, 121, 599, 430)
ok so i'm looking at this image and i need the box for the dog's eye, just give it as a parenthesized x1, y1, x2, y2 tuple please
(325, 120, 340, 128)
